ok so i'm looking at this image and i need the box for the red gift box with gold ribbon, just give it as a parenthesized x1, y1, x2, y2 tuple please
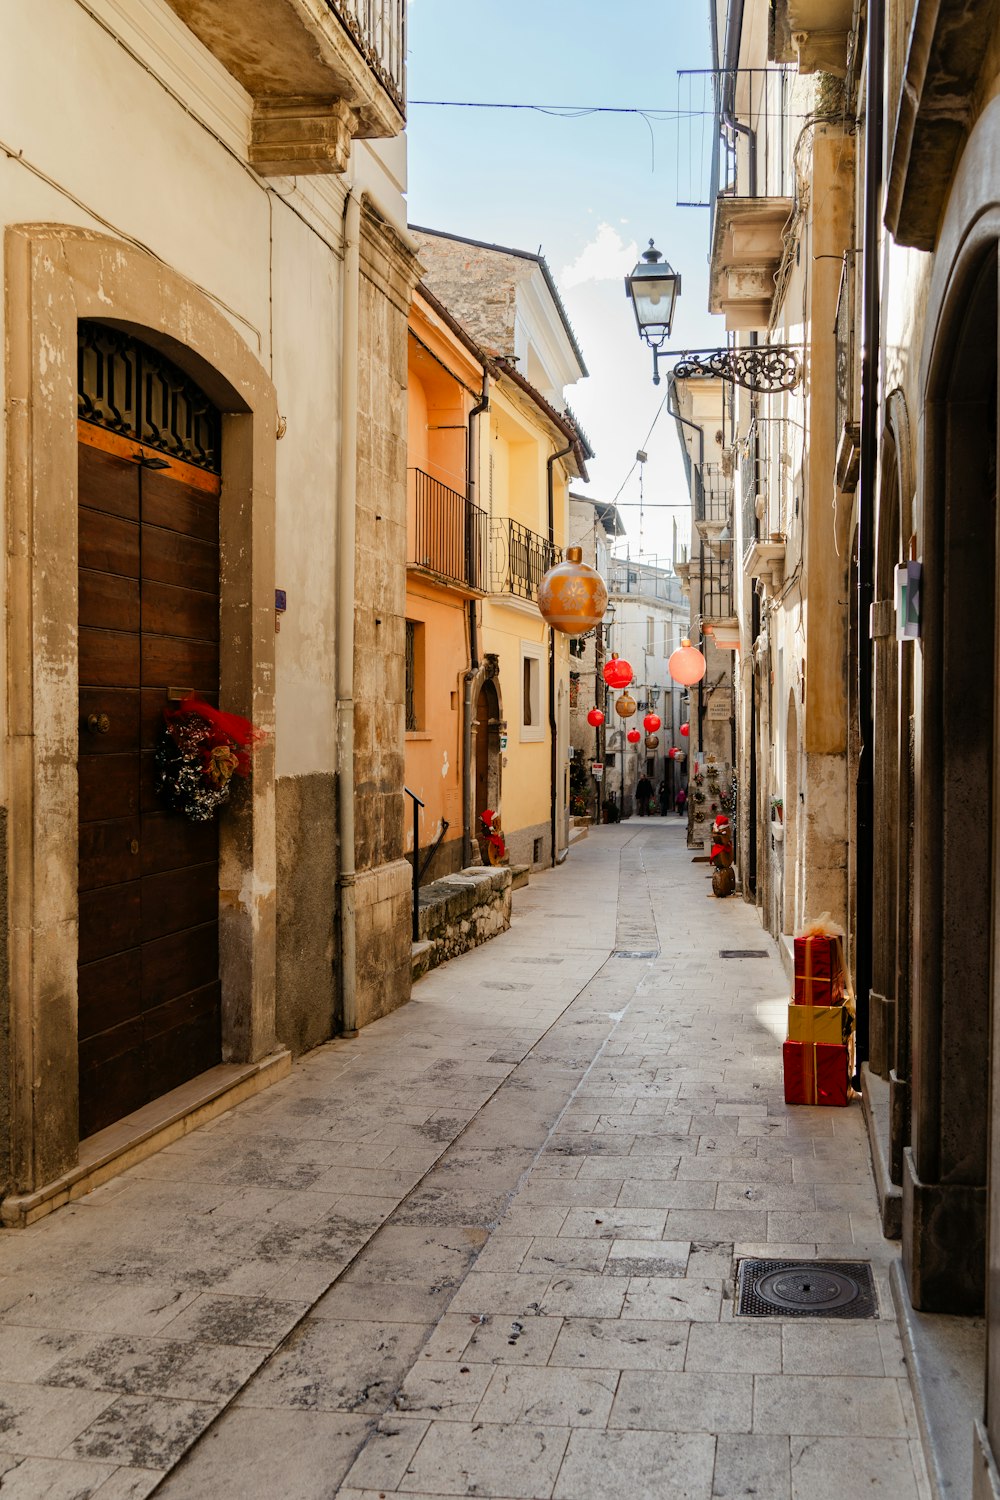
(793, 933, 845, 1005)
(782, 1040, 850, 1107)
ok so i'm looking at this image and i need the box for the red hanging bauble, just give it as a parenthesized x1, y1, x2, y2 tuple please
(668, 637, 707, 686)
(586, 707, 605, 727)
(626, 727, 641, 744)
(680, 722, 690, 738)
(643, 713, 661, 734)
(602, 653, 634, 690)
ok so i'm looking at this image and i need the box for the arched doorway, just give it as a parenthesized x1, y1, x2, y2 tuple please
(907, 246, 997, 1313)
(76, 321, 224, 1137)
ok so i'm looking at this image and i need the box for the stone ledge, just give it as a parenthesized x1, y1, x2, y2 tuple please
(416, 866, 512, 972)
(0, 1050, 292, 1228)
(861, 1063, 902, 1238)
(411, 939, 434, 983)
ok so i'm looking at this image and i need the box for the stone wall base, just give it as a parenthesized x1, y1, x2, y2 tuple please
(355, 858, 413, 1027)
(275, 774, 337, 1055)
(504, 820, 551, 871)
(974, 1421, 1000, 1500)
(903, 1147, 986, 1312)
(868, 989, 895, 1078)
(417, 867, 512, 973)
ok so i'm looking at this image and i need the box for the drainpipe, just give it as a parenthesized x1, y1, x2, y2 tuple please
(547, 441, 574, 866)
(855, 0, 885, 1068)
(462, 372, 490, 868)
(336, 189, 361, 1036)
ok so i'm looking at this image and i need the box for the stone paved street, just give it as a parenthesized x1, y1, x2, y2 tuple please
(0, 823, 928, 1499)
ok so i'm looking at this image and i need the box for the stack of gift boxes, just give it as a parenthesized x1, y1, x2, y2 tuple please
(782, 926, 854, 1107)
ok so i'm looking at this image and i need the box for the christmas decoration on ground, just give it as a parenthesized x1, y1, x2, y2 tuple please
(710, 813, 735, 897)
(603, 653, 633, 689)
(479, 809, 506, 865)
(155, 696, 262, 823)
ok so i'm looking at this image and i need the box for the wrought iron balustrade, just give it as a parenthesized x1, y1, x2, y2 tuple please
(697, 542, 734, 622)
(696, 463, 733, 526)
(408, 469, 486, 590)
(740, 425, 761, 558)
(325, 0, 406, 114)
(677, 66, 796, 208)
(490, 518, 558, 600)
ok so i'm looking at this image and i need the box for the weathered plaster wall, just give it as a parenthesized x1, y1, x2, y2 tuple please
(275, 774, 337, 1054)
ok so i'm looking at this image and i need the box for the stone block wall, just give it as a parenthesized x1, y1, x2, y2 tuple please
(416, 866, 512, 971)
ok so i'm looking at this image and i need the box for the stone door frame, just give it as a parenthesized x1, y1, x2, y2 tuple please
(5, 225, 278, 1193)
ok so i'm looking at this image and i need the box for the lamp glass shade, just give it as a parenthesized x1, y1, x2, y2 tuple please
(586, 707, 605, 727)
(625, 242, 680, 345)
(643, 713, 662, 733)
(627, 728, 641, 744)
(668, 637, 707, 686)
(614, 692, 637, 719)
(602, 653, 633, 689)
(537, 546, 608, 636)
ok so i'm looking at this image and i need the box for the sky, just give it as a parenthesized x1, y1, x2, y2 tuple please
(404, 1, 727, 564)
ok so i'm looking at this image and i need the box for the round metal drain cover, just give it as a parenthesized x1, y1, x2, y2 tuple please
(757, 1264, 860, 1311)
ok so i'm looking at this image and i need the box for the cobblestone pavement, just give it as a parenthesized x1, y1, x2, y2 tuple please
(0, 823, 928, 1499)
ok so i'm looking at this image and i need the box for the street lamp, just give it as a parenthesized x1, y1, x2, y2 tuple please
(625, 241, 681, 381)
(625, 237, 802, 392)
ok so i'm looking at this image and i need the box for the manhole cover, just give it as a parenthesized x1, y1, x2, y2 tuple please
(612, 950, 659, 959)
(720, 949, 769, 959)
(736, 1259, 877, 1318)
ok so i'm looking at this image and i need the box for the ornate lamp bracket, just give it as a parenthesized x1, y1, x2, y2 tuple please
(652, 344, 803, 393)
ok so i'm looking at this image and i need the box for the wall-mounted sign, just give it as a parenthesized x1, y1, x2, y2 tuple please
(499, 733, 508, 751)
(895, 560, 922, 640)
(591, 762, 604, 781)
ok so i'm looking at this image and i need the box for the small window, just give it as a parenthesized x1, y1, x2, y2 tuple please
(405, 619, 425, 732)
(520, 644, 544, 741)
(646, 616, 655, 654)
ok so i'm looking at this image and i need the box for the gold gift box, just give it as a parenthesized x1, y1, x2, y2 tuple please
(786, 1001, 853, 1046)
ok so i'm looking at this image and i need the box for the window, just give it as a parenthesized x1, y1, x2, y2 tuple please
(663, 619, 670, 655)
(520, 642, 544, 741)
(646, 616, 655, 654)
(405, 619, 425, 732)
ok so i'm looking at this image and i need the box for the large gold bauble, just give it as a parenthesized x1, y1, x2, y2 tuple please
(537, 546, 608, 636)
(615, 692, 637, 718)
(645, 734, 660, 748)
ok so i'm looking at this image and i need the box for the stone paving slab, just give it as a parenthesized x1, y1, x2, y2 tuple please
(0, 825, 932, 1499)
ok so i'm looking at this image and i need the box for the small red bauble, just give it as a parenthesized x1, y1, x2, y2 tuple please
(643, 713, 661, 733)
(602, 653, 634, 690)
(680, 722, 690, 737)
(626, 728, 641, 744)
(586, 707, 605, 727)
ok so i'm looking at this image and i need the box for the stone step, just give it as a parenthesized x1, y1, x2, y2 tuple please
(568, 824, 588, 845)
(410, 939, 434, 984)
(510, 863, 531, 890)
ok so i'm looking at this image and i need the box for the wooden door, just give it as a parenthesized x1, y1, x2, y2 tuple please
(77, 425, 222, 1137)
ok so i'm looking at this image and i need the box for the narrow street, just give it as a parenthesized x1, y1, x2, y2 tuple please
(0, 822, 924, 1500)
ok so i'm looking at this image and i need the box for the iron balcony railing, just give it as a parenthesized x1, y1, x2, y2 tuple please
(697, 542, 734, 622)
(490, 518, 559, 600)
(325, 0, 406, 115)
(677, 67, 796, 212)
(696, 463, 733, 526)
(407, 468, 487, 591)
(740, 424, 761, 560)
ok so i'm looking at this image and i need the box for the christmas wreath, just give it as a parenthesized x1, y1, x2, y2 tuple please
(480, 809, 506, 865)
(155, 696, 263, 823)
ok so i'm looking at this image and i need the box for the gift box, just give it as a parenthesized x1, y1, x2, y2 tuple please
(793, 933, 845, 1005)
(782, 1040, 850, 1106)
(787, 1001, 852, 1046)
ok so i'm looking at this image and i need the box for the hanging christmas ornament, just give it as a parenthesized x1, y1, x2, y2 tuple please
(645, 734, 660, 749)
(668, 747, 680, 760)
(602, 653, 634, 690)
(537, 546, 608, 636)
(680, 722, 690, 738)
(614, 691, 637, 719)
(668, 637, 707, 686)
(643, 713, 661, 734)
(627, 727, 641, 744)
(586, 707, 605, 727)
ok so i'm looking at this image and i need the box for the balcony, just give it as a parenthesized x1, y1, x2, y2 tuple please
(165, 0, 405, 175)
(695, 67, 796, 330)
(696, 544, 735, 626)
(407, 469, 486, 593)
(771, 0, 853, 76)
(491, 519, 558, 602)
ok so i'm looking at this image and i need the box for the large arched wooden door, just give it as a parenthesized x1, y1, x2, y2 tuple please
(77, 322, 223, 1138)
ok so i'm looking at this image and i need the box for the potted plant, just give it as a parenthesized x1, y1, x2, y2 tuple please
(771, 796, 784, 824)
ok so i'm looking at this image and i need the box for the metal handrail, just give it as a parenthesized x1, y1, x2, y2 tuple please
(403, 786, 424, 942)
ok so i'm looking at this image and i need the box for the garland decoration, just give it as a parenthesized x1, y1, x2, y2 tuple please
(155, 696, 263, 823)
(480, 809, 506, 865)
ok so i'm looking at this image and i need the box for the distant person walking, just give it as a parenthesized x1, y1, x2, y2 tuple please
(635, 775, 653, 817)
(675, 785, 688, 817)
(659, 779, 670, 817)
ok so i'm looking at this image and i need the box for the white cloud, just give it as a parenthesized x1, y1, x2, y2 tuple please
(560, 223, 638, 288)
